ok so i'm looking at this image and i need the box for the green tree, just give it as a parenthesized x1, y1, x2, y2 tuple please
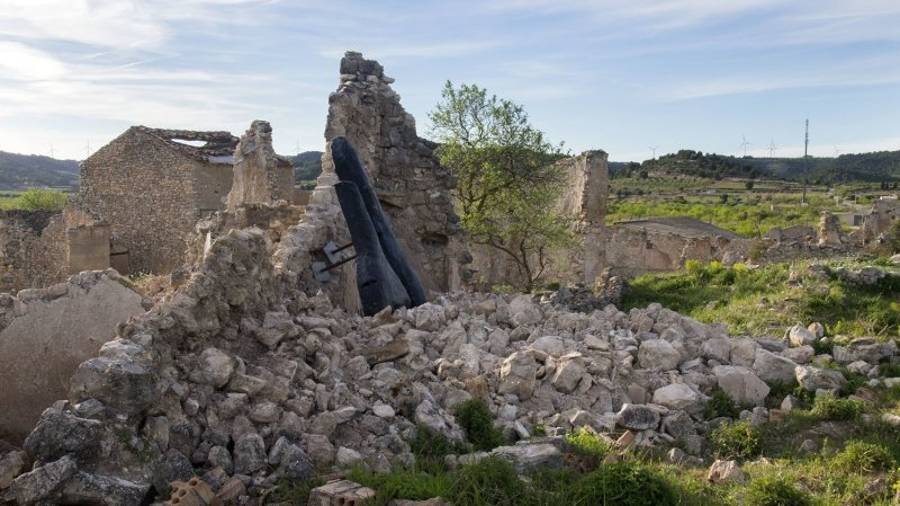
(429, 82, 572, 290)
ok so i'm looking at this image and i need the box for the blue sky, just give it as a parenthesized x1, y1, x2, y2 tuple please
(1, 0, 899, 162)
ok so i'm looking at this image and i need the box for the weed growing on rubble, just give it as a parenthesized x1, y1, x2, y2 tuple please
(703, 387, 741, 419)
(810, 394, 865, 421)
(454, 398, 506, 451)
(710, 421, 762, 461)
(742, 475, 812, 506)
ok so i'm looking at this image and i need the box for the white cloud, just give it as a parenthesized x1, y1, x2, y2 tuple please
(0, 42, 66, 80)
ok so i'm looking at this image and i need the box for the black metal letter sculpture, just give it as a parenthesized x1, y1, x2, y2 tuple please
(331, 137, 427, 314)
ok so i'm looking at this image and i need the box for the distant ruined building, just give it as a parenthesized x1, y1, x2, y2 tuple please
(78, 127, 239, 274)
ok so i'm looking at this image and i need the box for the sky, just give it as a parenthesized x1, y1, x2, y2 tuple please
(1, 0, 899, 162)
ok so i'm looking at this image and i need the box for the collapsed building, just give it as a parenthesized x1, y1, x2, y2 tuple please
(0, 51, 897, 506)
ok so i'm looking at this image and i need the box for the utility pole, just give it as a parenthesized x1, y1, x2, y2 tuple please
(802, 118, 809, 205)
(648, 146, 658, 160)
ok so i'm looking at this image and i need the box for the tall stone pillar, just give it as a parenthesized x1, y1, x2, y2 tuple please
(576, 151, 609, 285)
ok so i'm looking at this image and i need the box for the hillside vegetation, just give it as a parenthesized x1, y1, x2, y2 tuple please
(615, 149, 900, 184)
(0, 151, 79, 189)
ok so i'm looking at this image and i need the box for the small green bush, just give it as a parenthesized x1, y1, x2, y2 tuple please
(572, 461, 678, 506)
(454, 398, 505, 451)
(704, 387, 741, 419)
(810, 394, 865, 421)
(744, 475, 812, 506)
(831, 441, 895, 473)
(565, 427, 611, 459)
(13, 188, 68, 211)
(710, 421, 761, 461)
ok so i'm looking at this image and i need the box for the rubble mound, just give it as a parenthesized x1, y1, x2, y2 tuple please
(2, 222, 896, 505)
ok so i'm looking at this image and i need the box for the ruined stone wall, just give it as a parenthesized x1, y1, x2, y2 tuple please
(67, 224, 111, 274)
(605, 224, 748, 277)
(193, 163, 233, 213)
(318, 52, 469, 294)
(79, 128, 206, 274)
(0, 210, 68, 292)
(226, 121, 294, 210)
(0, 270, 145, 443)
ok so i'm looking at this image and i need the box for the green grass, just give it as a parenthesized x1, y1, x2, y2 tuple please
(607, 191, 845, 237)
(622, 259, 900, 338)
(710, 421, 762, 461)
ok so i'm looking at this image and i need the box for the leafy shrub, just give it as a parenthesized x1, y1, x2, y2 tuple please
(744, 475, 812, 506)
(710, 421, 761, 460)
(12, 188, 68, 211)
(811, 394, 864, 421)
(571, 461, 678, 506)
(831, 441, 895, 473)
(565, 427, 611, 458)
(454, 398, 505, 451)
(704, 387, 741, 419)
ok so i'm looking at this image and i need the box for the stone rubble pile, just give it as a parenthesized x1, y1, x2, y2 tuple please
(1, 221, 896, 505)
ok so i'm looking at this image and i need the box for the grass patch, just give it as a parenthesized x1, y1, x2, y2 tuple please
(710, 421, 762, 461)
(622, 260, 900, 338)
(268, 476, 325, 505)
(454, 398, 506, 451)
(743, 475, 812, 506)
(810, 394, 865, 421)
(831, 441, 895, 474)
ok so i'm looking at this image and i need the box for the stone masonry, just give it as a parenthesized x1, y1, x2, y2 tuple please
(78, 127, 239, 274)
(314, 51, 469, 294)
(226, 120, 295, 210)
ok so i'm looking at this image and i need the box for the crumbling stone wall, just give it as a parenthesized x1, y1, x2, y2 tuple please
(0, 210, 68, 292)
(79, 127, 238, 274)
(317, 51, 469, 294)
(226, 121, 294, 210)
(857, 198, 898, 245)
(0, 270, 145, 442)
(605, 218, 749, 277)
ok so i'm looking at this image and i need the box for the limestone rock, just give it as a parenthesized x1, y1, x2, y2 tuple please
(24, 408, 101, 463)
(712, 366, 770, 406)
(8, 455, 77, 504)
(652, 383, 705, 411)
(638, 339, 681, 370)
(233, 433, 266, 475)
(0, 451, 25, 490)
(788, 325, 817, 347)
(60, 471, 150, 506)
(491, 443, 562, 472)
(551, 353, 586, 393)
(498, 351, 538, 400)
(752, 348, 799, 383)
(69, 356, 158, 416)
(795, 366, 847, 392)
(616, 404, 660, 430)
(190, 347, 235, 387)
(707, 459, 746, 484)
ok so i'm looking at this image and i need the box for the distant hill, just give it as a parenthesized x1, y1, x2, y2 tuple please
(0, 151, 80, 189)
(288, 151, 323, 185)
(614, 149, 900, 183)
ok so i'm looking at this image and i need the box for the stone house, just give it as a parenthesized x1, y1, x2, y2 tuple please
(78, 127, 239, 274)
